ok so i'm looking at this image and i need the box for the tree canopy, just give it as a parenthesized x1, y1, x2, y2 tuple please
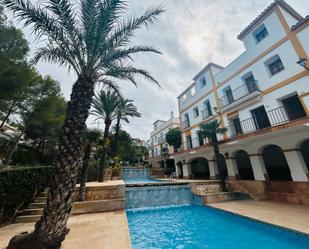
(166, 127, 182, 152)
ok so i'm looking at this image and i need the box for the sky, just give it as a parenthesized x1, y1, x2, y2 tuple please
(11, 0, 309, 140)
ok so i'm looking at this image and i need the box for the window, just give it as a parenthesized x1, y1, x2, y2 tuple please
(182, 94, 187, 103)
(193, 107, 199, 118)
(202, 100, 212, 119)
(265, 55, 285, 76)
(253, 24, 268, 43)
(200, 77, 207, 88)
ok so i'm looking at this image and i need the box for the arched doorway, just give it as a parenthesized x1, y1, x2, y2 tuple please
(300, 139, 309, 171)
(176, 161, 183, 179)
(262, 145, 292, 181)
(190, 158, 210, 179)
(235, 150, 254, 180)
(216, 154, 228, 180)
(164, 159, 175, 175)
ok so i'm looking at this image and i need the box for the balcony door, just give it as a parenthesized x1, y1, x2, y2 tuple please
(282, 95, 306, 121)
(225, 87, 234, 104)
(251, 106, 270, 130)
(231, 117, 243, 135)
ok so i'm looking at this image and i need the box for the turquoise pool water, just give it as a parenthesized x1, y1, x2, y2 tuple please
(127, 205, 309, 249)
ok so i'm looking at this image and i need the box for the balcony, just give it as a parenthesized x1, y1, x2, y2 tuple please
(219, 81, 261, 111)
(201, 108, 212, 120)
(180, 137, 205, 151)
(182, 119, 190, 129)
(228, 106, 307, 137)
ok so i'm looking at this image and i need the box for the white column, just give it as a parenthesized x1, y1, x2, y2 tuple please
(175, 164, 179, 177)
(182, 163, 191, 179)
(209, 160, 219, 179)
(284, 150, 309, 182)
(250, 155, 268, 181)
(226, 158, 239, 180)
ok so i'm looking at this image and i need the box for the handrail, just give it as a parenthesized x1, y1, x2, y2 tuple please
(219, 81, 260, 108)
(169, 172, 177, 181)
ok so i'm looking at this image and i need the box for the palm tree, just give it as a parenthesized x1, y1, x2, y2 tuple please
(4, 1, 163, 248)
(198, 119, 227, 191)
(78, 128, 102, 201)
(113, 96, 141, 156)
(91, 89, 121, 182)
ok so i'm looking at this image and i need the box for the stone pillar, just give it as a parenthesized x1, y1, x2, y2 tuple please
(182, 163, 192, 179)
(209, 160, 219, 180)
(226, 158, 239, 180)
(250, 155, 268, 181)
(284, 150, 309, 182)
(175, 164, 180, 177)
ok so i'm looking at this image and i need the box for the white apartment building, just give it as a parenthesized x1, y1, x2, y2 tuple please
(173, 0, 309, 189)
(149, 111, 180, 169)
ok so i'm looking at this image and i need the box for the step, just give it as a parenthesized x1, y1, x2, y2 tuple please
(15, 215, 41, 223)
(28, 202, 46, 209)
(38, 192, 48, 198)
(267, 192, 309, 205)
(33, 197, 47, 203)
(20, 208, 44, 215)
(202, 192, 248, 204)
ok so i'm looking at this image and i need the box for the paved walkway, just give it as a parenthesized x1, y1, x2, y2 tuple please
(209, 200, 309, 234)
(0, 211, 131, 249)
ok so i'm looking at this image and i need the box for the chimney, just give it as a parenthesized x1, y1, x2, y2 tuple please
(170, 111, 174, 119)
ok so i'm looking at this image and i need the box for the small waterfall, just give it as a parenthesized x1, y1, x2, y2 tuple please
(126, 184, 194, 209)
(122, 167, 150, 181)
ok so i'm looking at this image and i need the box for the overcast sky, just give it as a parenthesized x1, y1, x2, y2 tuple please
(12, 0, 309, 140)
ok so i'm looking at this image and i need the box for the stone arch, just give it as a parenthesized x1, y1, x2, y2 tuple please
(188, 157, 210, 179)
(235, 150, 254, 180)
(299, 139, 309, 172)
(262, 144, 292, 181)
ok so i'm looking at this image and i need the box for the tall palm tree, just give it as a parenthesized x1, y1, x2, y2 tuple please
(78, 128, 102, 201)
(113, 96, 141, 156)
(91, 89, 121, 182)
(198, 119, 227, 191)
(4, 1, 163, 248)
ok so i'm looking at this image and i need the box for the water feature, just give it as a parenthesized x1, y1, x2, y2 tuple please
(122, 167, 150, 181)
(126, 184, 198, 209)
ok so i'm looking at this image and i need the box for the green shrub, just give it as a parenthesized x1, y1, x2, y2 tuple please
(0, 166, 54, 223)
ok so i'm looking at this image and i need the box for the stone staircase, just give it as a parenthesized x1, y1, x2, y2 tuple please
(15, 190, 48, 223)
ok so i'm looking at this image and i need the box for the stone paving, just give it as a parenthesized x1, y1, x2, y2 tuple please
(209, 200, 309, 234)
(0, 211, 131, 249)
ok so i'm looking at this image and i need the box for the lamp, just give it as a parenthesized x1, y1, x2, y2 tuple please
(296, 58, 309, 70)
(224, 152, 229, 159)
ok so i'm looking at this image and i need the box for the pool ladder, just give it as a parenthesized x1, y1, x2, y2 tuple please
(169, 172, 177, 181)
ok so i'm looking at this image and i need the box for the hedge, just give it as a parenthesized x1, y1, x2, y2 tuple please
(0, 166, 54, 223)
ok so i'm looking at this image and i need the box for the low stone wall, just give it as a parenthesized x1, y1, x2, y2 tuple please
(72, 181, 125, 214)
(190, 181, 222, 195)
(229, 180, 309, 206)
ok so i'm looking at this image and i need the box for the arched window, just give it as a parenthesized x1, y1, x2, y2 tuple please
(262, 145, 292, 181)
(190, 158, 210, 179)
(235, 150, 254, 180)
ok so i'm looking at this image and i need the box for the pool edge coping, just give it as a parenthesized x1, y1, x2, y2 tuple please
(205, 204, 309, 238)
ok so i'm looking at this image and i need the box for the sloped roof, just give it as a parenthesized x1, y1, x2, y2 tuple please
(237, 0, 303, 40)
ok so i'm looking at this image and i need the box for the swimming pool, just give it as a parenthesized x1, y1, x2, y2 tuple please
(127, 205, 309, 249)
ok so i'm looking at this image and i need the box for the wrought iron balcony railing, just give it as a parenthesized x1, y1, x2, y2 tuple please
(182, 119, 190, 129)
(201, 108, 212, 120)
(228, 106, 306, 137)
(220, 81, 261, 108)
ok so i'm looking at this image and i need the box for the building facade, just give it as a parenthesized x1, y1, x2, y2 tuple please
(172, 0, 309, 184)
(148, 111, 180, 171)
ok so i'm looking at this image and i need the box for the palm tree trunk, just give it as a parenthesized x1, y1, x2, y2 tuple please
(8, 76, 95, 249)
(98, 120, 111, 182)
(211, 134, 226, 192)
(78, 143, 91, 201)
(112, 117, 121, 157)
